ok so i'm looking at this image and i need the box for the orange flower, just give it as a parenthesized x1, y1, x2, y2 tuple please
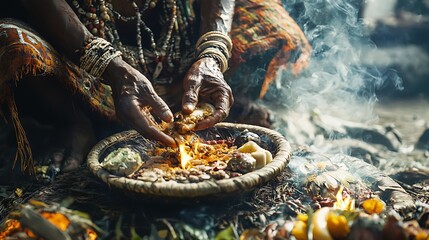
(327, 212, 350, 239)
(361, 198, 385, 214)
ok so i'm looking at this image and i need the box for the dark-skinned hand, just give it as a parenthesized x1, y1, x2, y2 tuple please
(103, 57, 176, 147)
(182, 57, 234, 130)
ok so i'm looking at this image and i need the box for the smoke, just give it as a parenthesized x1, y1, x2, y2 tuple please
(262, 0, 403, 123)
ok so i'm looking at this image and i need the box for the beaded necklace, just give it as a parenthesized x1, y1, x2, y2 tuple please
(69, 0, 196, 83)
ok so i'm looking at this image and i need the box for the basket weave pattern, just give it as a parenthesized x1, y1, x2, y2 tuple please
(87, 123, 292, 198)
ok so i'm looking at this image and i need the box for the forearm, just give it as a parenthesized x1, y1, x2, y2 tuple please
(20, 0, 92, 63)
(20, 0, 122, 86)
(199, 0, 235, 34)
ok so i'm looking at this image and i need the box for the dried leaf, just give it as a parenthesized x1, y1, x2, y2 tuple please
(19, 206, 70, 240)
(28, 199, 48, 208)
(14, 188, 23, 197)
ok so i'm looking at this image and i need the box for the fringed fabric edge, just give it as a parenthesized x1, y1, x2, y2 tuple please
(0, 36, 54, 176)
(6, 88, 35, 175)
(231, 0, 312, 99)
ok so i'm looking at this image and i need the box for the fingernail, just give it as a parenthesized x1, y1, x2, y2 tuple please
(163, 111, 173, 122)
(183, 103, 195, 112)
(169, 140, 177, 148)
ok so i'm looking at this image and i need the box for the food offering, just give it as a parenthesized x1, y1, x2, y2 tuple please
(99, 103, 273, 183)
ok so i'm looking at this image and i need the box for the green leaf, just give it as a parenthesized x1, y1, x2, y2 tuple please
(115, 215, 125, 240)
(175, 223, 209, 240)
(215, 226, 238, 240)
(306, 208, 314, 240)
(131, 226, 143, 240)
(59, 197, 75, 208)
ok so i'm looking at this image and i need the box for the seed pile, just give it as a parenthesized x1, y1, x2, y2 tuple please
(129, 140, 244, 183)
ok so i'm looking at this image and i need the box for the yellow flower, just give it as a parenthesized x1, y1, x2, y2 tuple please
(361, 198, 385, 214)
(415, 231, 429, 240)
(326, 212, 350, 239)
(297, 213, 309, 222)
(291, 220, 308, 240)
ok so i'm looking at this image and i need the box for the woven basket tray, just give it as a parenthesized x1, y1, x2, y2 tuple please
(87, 122, 292, 200)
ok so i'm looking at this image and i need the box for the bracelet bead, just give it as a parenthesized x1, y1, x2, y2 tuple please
(195, 31, 232, 73)
(79, 37, 122, 79)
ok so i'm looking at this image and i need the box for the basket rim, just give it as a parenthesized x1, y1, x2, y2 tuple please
(87, 122, 292, 198)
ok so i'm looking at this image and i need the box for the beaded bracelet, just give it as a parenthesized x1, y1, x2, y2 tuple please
(195, 31, 232, 73)
(197, 47, 229, 73)
(196, 40, 230, 59)
(73, 36, 97, 60)
(196, 31, 233, 53)
(79, 37, 122, 79)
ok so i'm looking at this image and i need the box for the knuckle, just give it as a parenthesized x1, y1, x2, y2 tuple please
(219, 109, 228, 119)
(184, 91, 198, 101)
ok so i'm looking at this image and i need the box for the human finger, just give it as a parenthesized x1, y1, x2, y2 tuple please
(141, 91, 174, 123)
(117, 97, 176, 147)
(182, 83, 200, 114)
(195, 91, 232, 130)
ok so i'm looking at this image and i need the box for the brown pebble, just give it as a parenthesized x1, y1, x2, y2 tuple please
(190, 160, 203, 165)
(189, 168, 200, 175)
(229, 172, 242, 178)
(188, 175, 200, 183)
(199, 174, 211, 180)
(177, 176, 188, 183)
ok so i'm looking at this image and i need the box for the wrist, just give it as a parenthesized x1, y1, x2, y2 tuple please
(78, 37, 122, 80)
(198, 54, 222, 70)
(101, 57, 125, 86)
